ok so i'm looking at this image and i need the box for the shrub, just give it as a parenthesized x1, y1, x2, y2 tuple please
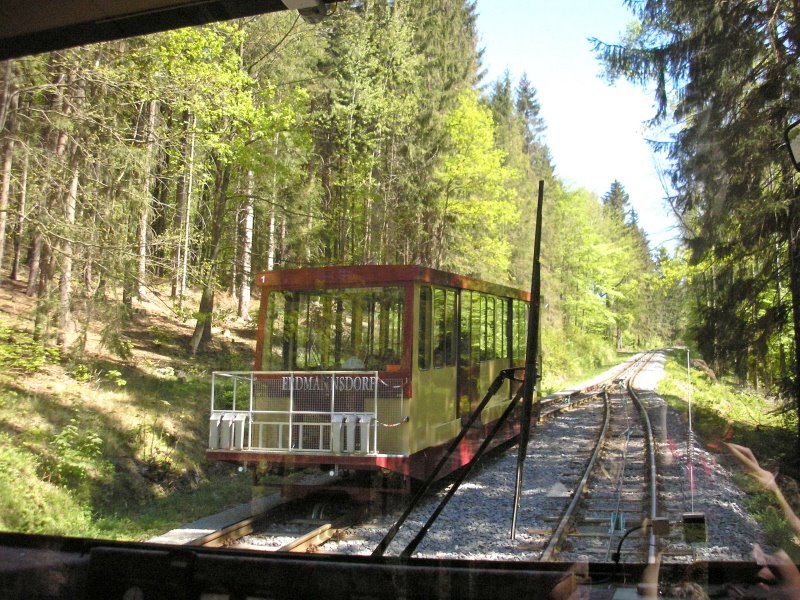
(134, 418, 179, 483)
(39, 419, 112, 501)
(0, 326, 60, 373)
(0, 433, 93, 535)
(68, 363, 94, 383)
(103, 370, 127, 387)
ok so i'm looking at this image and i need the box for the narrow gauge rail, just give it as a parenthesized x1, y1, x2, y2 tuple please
(539, 352, 659, 563)
(189, 495, 364, 554)
(316, 354, 661, 558)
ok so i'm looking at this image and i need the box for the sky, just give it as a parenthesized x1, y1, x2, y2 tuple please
(474, 0, 680, 251)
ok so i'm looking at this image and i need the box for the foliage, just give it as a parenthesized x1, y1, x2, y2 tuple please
(0, 1, 684, 539)
(0, 326, 60, 373)
(67, 363, 92, 383)
(133, 418, 179, 483)
(0, 433, 95, 535)
(104, 370, 127, 387)
(657, 350, 796, 463)
(39, 419, 111, 499)
(0, 1, 670, 363)
(67, 362, 126, 387)
(658, 349, 800, 556)
(99, 304, 135, 359)
(733, 474, 800, 562)
(434, 90, 518, 277)
(0, 318, 254, 539)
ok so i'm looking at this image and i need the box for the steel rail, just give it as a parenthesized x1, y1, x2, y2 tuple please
(625, 354, 660, 564)
(374, 353, 655, 559)
(278, 523, 337, 553)
(277, 505, 363, 553)
(539, 386, 611, 561)
(536, 353, 651, 420)
(192, 513, 269, 548)
(539, 352, 656, 562)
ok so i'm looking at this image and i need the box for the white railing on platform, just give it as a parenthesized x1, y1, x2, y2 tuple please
(208, 371, 406, 456)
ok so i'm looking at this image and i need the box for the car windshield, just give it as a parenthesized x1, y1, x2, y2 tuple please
(1, 1, 799, 597)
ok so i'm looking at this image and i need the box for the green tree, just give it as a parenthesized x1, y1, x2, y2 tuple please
(432, 90, 518, 278)
(594, 0, 800, 457)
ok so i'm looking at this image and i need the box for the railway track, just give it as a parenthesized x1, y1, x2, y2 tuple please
(171, 351, 763, 568)
(311, 353, 666, 558)
(539, 352, 660, 563)
(191, 496, 365, 554)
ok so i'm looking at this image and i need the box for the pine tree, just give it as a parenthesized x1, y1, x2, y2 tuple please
(601, 180, 630, 224)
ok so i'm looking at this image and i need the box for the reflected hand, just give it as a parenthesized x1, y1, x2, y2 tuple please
(753, 544, 800, 599)
(724, 443, 779, 493)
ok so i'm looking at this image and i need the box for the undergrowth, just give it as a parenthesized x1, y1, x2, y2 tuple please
(0, 325, 61, 372)
(0, 313, 253, 541)
(657, 349, 796, 464)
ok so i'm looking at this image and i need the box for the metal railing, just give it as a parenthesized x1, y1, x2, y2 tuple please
(208, 371, 406, 456)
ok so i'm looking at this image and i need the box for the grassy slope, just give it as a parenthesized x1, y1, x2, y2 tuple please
(656, 349, 800, 557)
(0, 281, 255, 540)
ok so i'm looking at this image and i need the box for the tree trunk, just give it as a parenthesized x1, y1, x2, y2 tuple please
(10, 150, 27, 280)
(787, 189, 800, 470)
(268, 205, 276, 271)
(190, 158, 231, 354)
(0, 60, 12, 133)
(137, 98, 158, 299)
(33, 241, 52, 342)
(776, 247, 788, 381)
(26, 230, 41, 297)
(0, 91, 18, 273)
(171, 111, 190, 298)
(56, 167, 78, 347)
(30, 55, 72, 327)
(267, 136, 279, 271)
(150, 141, 171, 276)
(231, 203, 239, 299)
(238, 169, 254, 320)
(178, 114, 196, 309)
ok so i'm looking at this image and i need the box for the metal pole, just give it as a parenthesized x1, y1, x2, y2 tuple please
(331, 372, 337, 453)
(510, 180, 544, 539)
(288, 372, 294, 450)
(373, 371, 378, 453)
(248, 373, 254, 449)
(687, 348, 695, 512)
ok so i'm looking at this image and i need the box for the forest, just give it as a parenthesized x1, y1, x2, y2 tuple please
(2, 0, 800, 418)
(593, 0, 800, 445)
(0, 0, 675, 382)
